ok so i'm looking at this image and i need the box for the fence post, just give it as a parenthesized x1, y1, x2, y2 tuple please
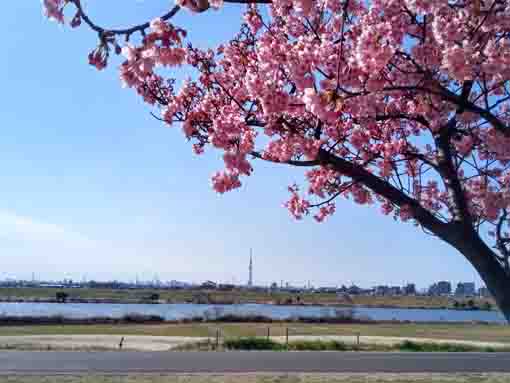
(356, 332, 360, 347)
(216, 329, 220, 350)
(267, 326, 270, 340)
(286, 327, 289, 346)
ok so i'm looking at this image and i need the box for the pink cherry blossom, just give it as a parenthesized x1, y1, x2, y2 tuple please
(43, 0, 65, 24)
(175, 0, 210, 12)
(88, 48, 107, 71)
(211, 171, 242, 193)
(284, 186, 310, 220)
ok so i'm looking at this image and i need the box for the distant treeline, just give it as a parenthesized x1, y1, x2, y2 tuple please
(0, 313, 165, 326)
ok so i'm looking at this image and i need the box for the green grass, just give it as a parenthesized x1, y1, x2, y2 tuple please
(224, 337, 286, 350)
(288, 339, 350, 351)
(221, 337, 508, 352)
(397, 340, 495, 352)
(2, 375, 510, 383)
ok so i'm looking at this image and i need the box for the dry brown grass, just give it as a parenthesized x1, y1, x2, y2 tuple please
(1, 322, 510, 344)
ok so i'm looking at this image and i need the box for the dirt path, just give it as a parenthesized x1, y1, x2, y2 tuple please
(0, 335, 209, 351)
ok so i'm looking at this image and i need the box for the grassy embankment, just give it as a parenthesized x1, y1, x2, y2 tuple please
(0, 287, 496, 310)
(1, 322, 509, 343)
(216, 337, 510, 352)
(2, 374, 510, 383)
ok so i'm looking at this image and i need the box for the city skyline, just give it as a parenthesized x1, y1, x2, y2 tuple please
(0, 273, 482, 290)
(0, 261, 481, 292)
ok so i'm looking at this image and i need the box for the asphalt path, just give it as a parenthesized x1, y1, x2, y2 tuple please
(2, 352, 510, 374)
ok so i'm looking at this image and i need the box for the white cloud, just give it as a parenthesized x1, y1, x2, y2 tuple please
(0, 210, 90, 243)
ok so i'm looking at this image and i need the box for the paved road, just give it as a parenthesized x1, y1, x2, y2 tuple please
(2, 352, 510, 374)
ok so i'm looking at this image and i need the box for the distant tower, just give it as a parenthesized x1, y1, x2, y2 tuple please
(248, 248, 253, 287)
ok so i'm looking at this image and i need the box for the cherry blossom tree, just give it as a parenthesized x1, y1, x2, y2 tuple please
(43, 0, 510, 321)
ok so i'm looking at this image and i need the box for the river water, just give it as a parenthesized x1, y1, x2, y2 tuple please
(0, 302, 506, 323)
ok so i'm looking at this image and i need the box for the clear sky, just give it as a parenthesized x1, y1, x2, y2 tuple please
(0, 0, 483, 289)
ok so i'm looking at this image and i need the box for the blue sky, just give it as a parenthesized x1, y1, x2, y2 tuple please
(0, 0, 483, 289)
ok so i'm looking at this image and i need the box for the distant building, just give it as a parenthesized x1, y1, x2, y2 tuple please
(347, 284, 363, 295)
(428, 281, 452, 296)
(168, 280, 191, 289)
(374, 285, 401, 296)
(38, 283, 65, 289)
(403, 283, 416, 295)
(455, 282, 476, 297)
(374, 285, 389, 296)
(389, 286, 402, 295)
(200, 280, 217, 290)
(478, 286, 491, 298)
(337, 285, 348, 293)
(248, 249, 253, 287)
(218, 283, 235, 291)
(317, 287, 338, 293)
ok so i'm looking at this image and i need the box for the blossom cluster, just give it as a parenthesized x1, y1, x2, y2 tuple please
(43, 0, 510, 243)
(43, 0, 65, 23)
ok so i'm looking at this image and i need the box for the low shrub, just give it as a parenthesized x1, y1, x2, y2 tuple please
(224, 337, 349, 351)
(214, 314, 274, 323)
(121, 313, 164, 323)
(398, 340, 484, 352)
(288, 340, 348, 351)
(224, 337, 285, 350)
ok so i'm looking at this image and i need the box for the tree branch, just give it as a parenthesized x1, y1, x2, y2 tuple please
(457, 80, 473, 114)
(434, 117, 473, 225)
(250, 151, 320, 167)
(317, 149, 453, 241)
(436, 85, 510, 138)
(72, 0, 181, 37)
(496, 209, 510, 274)
(72, 0, 272, 39)
(380, 84, 510, 137)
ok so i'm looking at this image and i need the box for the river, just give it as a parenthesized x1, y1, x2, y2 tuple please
(0, 302, 506, 323)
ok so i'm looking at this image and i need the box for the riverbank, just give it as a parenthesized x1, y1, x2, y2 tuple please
(0, 313, 501, 327)
(0, 314, 374, 326)
(0, 287, 496, 311)
(1, 322, 509, 343)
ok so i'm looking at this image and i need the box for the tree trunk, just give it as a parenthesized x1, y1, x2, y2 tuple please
(452, 228, 510, 323)
(318, 150, 510, 322)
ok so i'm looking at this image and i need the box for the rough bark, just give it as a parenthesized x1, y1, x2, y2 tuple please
(448, 226, 510, 322)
